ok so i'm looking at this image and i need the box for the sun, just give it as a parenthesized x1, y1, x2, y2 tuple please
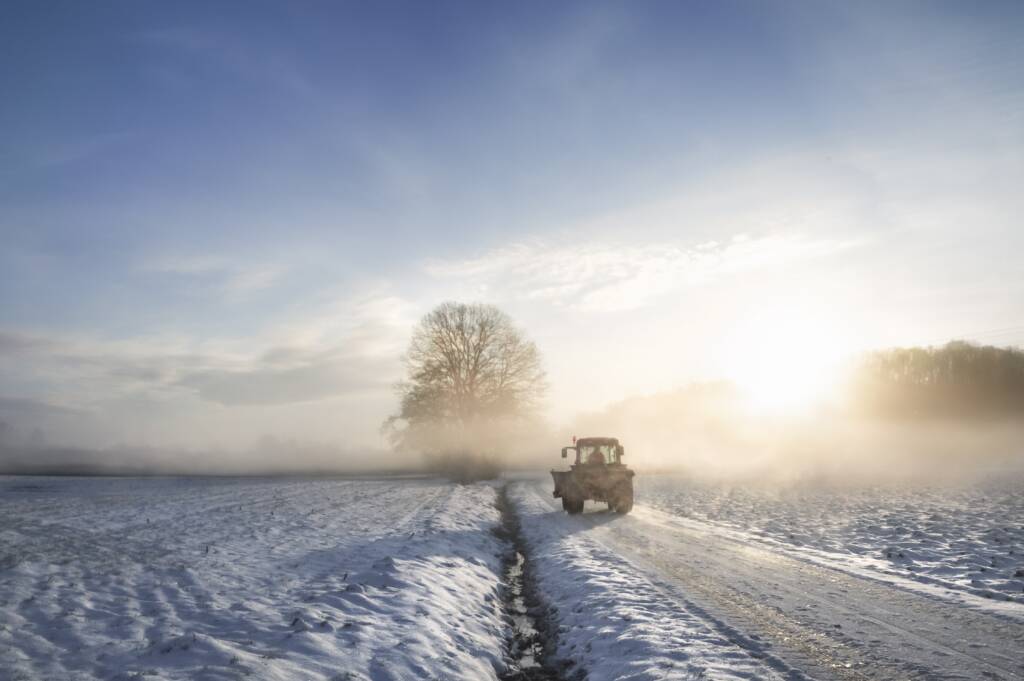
(720, 305, 852, 413)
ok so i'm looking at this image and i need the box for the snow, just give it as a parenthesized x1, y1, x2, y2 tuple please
(5, 472, 1020, 681)
(638, 475, 1024, 609)
(0, 476, 508, 681)
(508, 480, 784, 681)
(510, 474, 1024, 680)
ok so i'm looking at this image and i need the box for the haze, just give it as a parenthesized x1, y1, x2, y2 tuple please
(1, 2, 1023, 468)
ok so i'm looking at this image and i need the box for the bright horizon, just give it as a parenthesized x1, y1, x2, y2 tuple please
(1, 1, 1023, 452)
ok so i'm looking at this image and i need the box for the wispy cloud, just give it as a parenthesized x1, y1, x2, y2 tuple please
(0, 396, 84, 417)
(130, 26, 315, 97)
(0, 289, 412, 448)
(425, 234, 854, 312)
(29, 131, 137, 169)
(177, 347, 393, 406)
(144, 254, 287, 299)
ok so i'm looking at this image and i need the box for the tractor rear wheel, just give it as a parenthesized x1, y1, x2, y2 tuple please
(614, 485, 634, 514)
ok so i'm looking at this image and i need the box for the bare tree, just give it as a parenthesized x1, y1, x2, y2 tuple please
(384, 302, 546, 477)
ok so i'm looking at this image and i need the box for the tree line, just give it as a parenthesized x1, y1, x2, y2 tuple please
(850, 341, 1024, 420)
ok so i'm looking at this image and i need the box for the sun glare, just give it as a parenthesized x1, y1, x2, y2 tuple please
(721, 306, 851, 413)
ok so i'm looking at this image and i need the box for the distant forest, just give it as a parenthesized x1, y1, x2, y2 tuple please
(851, 341, 1024, 420)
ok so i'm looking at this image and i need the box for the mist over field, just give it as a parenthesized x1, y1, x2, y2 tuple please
(4, 342, 1023, 482)
(573, 387, 1024, 483)
(0, 438, 416, 477)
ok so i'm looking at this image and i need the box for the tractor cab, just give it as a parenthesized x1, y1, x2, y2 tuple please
(562, 437, 625, 466)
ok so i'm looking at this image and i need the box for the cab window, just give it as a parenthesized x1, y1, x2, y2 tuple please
(582, 445, 614, 464)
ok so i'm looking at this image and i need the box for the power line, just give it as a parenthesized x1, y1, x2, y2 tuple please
(915, 325, 1024, 347)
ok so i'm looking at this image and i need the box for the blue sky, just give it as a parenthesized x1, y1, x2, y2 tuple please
(1, 1, 1022, 451)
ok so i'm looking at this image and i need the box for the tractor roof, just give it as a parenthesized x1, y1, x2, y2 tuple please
(575, 437, 619, 447)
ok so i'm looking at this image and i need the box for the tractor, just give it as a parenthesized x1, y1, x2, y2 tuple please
(551, 436, 635, 514)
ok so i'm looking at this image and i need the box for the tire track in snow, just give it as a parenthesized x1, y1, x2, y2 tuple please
(511, 480, 789, 681)
(529, 480, 1024, 681)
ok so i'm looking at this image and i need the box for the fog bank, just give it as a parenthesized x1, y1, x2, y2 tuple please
(565, 384, 1024, 485)
(0, 439, 420, 477)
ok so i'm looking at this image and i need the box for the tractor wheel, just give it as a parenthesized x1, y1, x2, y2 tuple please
(614, 485, 634, 514)
(565, 497, 584, 514)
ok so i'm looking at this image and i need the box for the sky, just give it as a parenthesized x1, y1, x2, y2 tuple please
(1, 0, 1022, 452)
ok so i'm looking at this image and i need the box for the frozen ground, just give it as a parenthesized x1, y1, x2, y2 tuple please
(4, 474, 1023, 681)
(0, 476, 507, 681)
(510, 475, 1024, 681)
(638, 476, 1024, 604)
(508, 482, 786, 681)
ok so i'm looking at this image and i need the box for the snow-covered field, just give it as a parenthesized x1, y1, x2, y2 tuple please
(509, 474, 1024, 680)
(0, 476, 507, 681)
(509, 481, 785, 681)
(4, 473, 1022, 681)
(638, 475, 1024, 604)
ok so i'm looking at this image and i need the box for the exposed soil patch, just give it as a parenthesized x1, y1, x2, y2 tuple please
(494, 484, 579, 681)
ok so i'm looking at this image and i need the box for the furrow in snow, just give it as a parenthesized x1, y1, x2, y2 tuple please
(509, 480, 787, 681)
